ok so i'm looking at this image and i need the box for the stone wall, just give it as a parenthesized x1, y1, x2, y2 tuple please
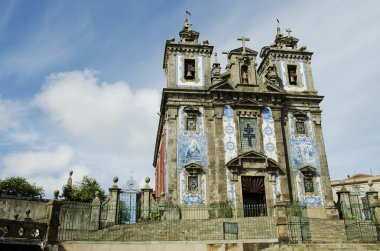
(0, 195, 49, 221)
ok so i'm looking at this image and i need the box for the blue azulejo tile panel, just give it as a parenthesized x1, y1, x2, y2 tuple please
(288, 113, 319, 170)
(262, 107, 278, 161)
(180, 169, 206, 205)
(177, 106, 208, 171)
(177, 135, 208, 170)
(296, 172, 323, 207)
(223, 105, 237, 205)
(223, 105, 238, 163)
(273, 170, 281, 203)
(226, 169, 236, 206)
(290, 138, 320, 169)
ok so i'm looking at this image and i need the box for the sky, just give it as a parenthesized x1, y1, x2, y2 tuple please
(0, 0, 379, 197)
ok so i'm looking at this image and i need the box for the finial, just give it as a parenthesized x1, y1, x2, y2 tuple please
(214, 52, 219, 64)
(113, 176, 119, 188)
(67, 170, 73, 187)
(145, 176, 151, 188)
(286, 28, 292, 37)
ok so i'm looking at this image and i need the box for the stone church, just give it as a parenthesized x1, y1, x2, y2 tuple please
(153, 19, 335, 216)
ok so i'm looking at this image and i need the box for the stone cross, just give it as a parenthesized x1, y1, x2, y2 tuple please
(237, 36, 250, 55)
(286, 28, 292, 37)
(243, 124, 256, 147)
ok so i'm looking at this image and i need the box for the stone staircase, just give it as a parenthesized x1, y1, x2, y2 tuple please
(308, 218, 347, 242)
(82, 217, 278, 241)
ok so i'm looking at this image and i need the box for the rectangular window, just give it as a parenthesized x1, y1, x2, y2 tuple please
(296, 121, 306, 135)
(188, 175, 198, 192)
(240, 118, 259, 151)
(304, 177, 314, 193)
(187, 117, 197, 131)
(287, 65, 297, 85)
(184, 59, 195, 80)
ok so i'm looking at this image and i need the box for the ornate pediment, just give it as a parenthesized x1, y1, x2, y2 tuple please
(183, 162, 204, 174)
(226, 151, 280, 181)
(230, 47, 258, 56)
(226, 150, 279, 170)
(299, 165, 317, 177)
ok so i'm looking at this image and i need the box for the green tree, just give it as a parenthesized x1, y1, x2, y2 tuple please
(62, 176, 105, 203)
(0, 177, 44, 198)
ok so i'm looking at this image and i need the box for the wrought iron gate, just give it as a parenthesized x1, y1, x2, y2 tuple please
(340, 195, 379, 241)
(118, 177, 141, 224)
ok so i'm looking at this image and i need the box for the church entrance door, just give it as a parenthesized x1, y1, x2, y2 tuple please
(242, 176, 267, 217)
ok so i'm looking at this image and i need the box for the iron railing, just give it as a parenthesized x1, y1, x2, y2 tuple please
(58, 204, 277, 242)
(286, 203, 311, 243)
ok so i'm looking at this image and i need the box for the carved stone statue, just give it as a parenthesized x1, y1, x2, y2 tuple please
(265, 64, 278, 83)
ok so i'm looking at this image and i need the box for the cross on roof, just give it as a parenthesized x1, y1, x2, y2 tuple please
(237, 36, 250, 55)
(242, 124, 256, 147)
(286, 28, 292, 37)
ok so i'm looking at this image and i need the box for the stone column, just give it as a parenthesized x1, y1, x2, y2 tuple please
(214, 106, 227, 203)
(46, 190, 62, 245)
(166, 107, 178, 204)
(90, 191, 101, 230)
(106, 176, 121, 227)
(273, 109, 291, 202)
(275, 200, 289, 243)
(312, 113, 335, 207)
(141, 176, 153, 219)
(367, 180, 379, 222)
(337, 186, 351, 219)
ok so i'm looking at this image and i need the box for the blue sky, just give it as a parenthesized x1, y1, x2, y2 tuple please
(0, 0, 379, 196)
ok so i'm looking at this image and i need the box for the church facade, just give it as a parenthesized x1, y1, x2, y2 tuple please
(153, 19, 335, 216)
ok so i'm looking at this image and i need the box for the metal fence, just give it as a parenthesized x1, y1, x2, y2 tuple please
(58, 201, 92, 241)
(58, 204, 277, 242)
(286, 204, 310, 243)
(339, 198, 379, 242)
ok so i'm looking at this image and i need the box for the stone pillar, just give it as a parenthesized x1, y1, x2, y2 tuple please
(337, 187, 351, 219)
(275, 200, 289, 243)
(366, 180, 379, 222)
(90, 191, 101, 230)
(273, 109, 291, 202)
(166, 107, 178, 204)
(141, 176, 153, 219)
(106, 176, 121, 227)
(46, 190, 62, 245)
(214, 106, 227, 203)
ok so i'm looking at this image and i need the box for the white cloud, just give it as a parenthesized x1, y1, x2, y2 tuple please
(3, 145, 74, 176)
(33, 69, 160, 155)
(2, 144, 90, 196)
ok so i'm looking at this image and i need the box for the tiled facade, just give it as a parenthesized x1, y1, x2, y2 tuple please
(153, 19, 335, 217)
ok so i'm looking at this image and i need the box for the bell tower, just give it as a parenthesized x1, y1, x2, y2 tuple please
(163, 19, 213, 89)
(223, 37, 260, 90)
(258, 27, 316, 93)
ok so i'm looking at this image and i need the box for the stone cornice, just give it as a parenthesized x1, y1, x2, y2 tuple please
(163, 43, 213, 69)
